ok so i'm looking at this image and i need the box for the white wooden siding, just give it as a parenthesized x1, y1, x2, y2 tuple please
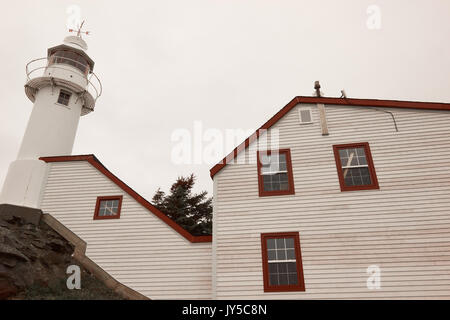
(41, 161, 211, 299)
(213, 103, 450, 299)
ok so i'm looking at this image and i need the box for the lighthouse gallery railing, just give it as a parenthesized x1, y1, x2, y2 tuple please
(26, 57, 102, 103)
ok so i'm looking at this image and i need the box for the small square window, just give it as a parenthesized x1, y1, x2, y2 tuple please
(93, 196, 123, 220)
(57, 90, 72, 106)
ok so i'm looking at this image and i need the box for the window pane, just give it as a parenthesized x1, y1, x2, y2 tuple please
(278, 274, 288, 285)
(267, 239, 276, 249)
(277, 249, 286, 260)
(276, 238, 286, 249)
(98, 199, 120, 216)
(356, 147, 365, 156)
(262, 173, 289, 192)
(267, 250, 276, 261)
(269, 274, 279, 286)
(287, 262, 297, 273)
(266, 237, 300, 288)
(278, 262, 287, 273)
(286, 249, 296, 260)
(285, 238, 295, 249)
(339, 149, 348, 159)
(288, 273, 298, 285)
(268, 263, 278, 274)
(343, 167, 372, 187)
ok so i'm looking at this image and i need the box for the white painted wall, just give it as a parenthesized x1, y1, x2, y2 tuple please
(0, 85, 84, 208)
(18, 86, 83, 159)
(40, 160, 212, 299)
(213, 103, 450, 299)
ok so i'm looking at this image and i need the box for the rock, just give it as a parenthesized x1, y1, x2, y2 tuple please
(0, 264, 11, 278)
(0, 221, 10, 228)
(0, 278, 18, 299)
(47, 238, 69, 253)
(31, 240, 45, 249)
(40, 252, 65, 266)
(0, 256, 17, 268)
(0, 214, 123, 300)
(3, 216, 23, 226)
(23, 224, 37, 232)
(0, 244, 29, 262)
(20, 248, 37, 262)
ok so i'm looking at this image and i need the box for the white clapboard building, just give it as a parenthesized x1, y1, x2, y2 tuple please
(1, 35, 450, 299)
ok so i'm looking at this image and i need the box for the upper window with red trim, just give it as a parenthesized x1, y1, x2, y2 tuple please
(261, 232, 305, 292)
(257, 149, 295, 197)
(93, 196, 123, 220)
(333, 142, 379, 192)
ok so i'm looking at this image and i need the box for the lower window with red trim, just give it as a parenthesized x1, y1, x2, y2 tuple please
(261, 232, 305, 292)
(93, 195, 123, 220)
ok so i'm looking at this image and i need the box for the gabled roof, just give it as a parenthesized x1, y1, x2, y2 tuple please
(210, 96, 450, 178)
(40, 155, 212, 243)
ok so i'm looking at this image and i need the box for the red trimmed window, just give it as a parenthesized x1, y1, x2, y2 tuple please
(93, 196, 123, 220)
(257, 149, 295, 197)
(261, 232, 305, 292)
(333, 142, 379, 192)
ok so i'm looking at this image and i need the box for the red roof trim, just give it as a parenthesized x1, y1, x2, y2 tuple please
(40, 155, 212, 243)
(210, 96, 450, 178)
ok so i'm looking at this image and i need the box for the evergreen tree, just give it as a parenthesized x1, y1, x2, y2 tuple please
(152, 174, 212, 236)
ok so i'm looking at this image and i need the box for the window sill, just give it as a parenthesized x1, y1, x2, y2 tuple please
(93, 215, 120, 220)
(259, 189, 295, 197)
(54, 103, 71, 109)
(340, 184, 380, 192)
(264, 286, 305, 293)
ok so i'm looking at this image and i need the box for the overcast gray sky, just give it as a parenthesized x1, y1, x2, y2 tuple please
(1, 0, 449, 200)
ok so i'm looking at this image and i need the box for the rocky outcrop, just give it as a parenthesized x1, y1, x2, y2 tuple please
(0, 214, 123, 300)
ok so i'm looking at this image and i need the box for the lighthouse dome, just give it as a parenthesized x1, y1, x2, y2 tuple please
(63, 35, 88, 51)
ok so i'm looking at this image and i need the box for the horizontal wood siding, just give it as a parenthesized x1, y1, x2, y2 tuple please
(213, 103, 450, 299)
(41, 161, 211, 299)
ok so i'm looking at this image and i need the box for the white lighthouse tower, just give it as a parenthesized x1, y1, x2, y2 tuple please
(0, 28, 101, 213)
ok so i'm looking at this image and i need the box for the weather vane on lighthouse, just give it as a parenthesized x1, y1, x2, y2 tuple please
(68, 20, 90, 38)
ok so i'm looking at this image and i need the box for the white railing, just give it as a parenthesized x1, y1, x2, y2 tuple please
(25, 57, 103, 102)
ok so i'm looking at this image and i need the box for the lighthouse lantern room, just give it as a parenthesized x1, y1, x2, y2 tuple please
(0, 29, 102, 213)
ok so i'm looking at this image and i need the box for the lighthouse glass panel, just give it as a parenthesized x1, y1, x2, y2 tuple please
(49, 50, 90, 75)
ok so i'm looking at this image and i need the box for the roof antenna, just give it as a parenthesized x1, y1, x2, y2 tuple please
(340, 90, 347, 98)
(314, 81, 322, 97)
